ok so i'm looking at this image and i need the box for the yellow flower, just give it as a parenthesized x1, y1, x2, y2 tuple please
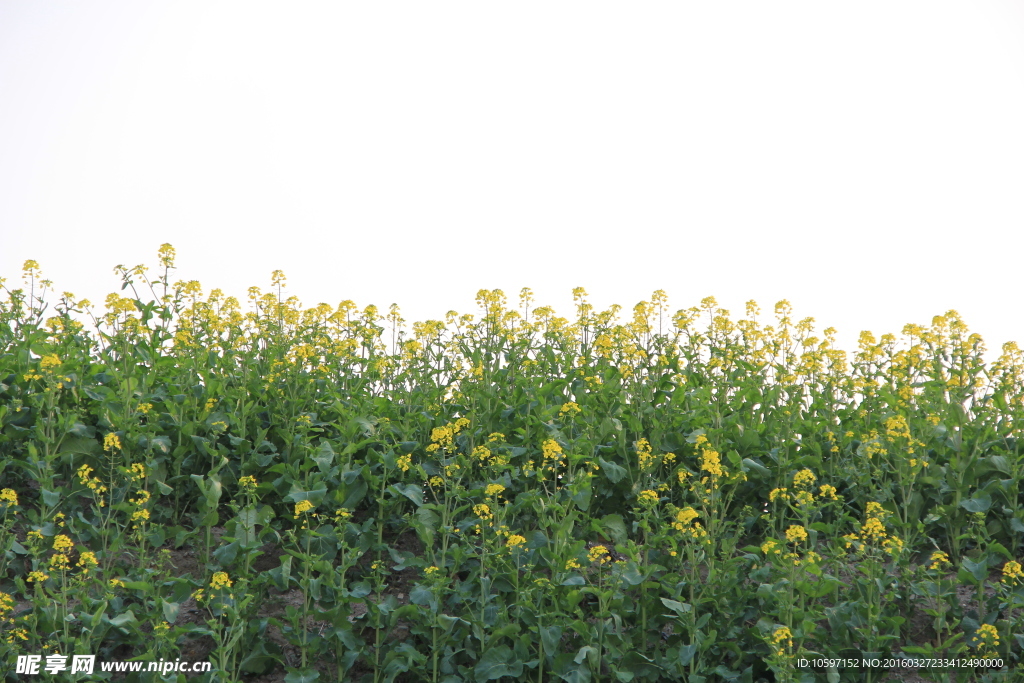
(131, 508, 151, 526)
(485, 483, 505, 497)
(861, 517, 887, 542)
(52, 534, 74, 554)
(559, 402, 581, 417)
(785, 525, 808, 544)
(77, 551, 99, 573)
(0, 488, 17, 508)
(49, 553, 71, 570)
(794, 490, 814, 507)
(293, 500, 315, 519)
(972, 623, 1000, 654)
(1002, 560, 1023, 584)
(137, 402, 153, 414)
(428, 476, 444, 487)
(473, 503, 493, 521)
(675, 507, 700, 527)
(770, 626, 793, 656)
(929, 551, 951, 571)
(424, 565, 440, 577)
(588, 545, 611, 565)
(210, 572, 232, 590)
(638, 489, 659, 506)
(40, 354, 61, 370)
(103, 433, 122, 452)
(397, 453, 412, 472)
(700, 448, 724, 477)
(565, 558, 581, 571)
(865, 501, 885, 518)
(818, 484, 839, 501)
(769, 488, 789, 502)
(542, 439, 563, 459)
(239, 476, 258, 492)
(761, 539, 782, 556)
(27, 570, 49, 583)
(506, 534, 526, 549)
(882, 535, 904, 557)
(792, 469, 816, 488)
(109, 578, 126, 588)
(5, 628, 29, 643)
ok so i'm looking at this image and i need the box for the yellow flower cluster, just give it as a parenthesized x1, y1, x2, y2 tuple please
(972, 623, 1000, 655)
(785, 525, 808, 544)
(426, 418, 470, 453)
(293, 500, 315, 518)
(693, 435, 727, 481)
(127, 463, 147, 482)
(539, 439, 565, 478)
(103, 433, 121, 452)
(0, 488, 17, 508)
(473, 503, 493, 521)
(636, 438, 655, 470)
(843, 503, 902, 557)
(792, 469, 816, 488)
(1002, 560, 1023, 584)
(239, 476, 258, 493)
(505, 534, 526, 549)
(210, 572, 233, 590)
(818, 484, 839, 501)
(559, 402, 581, 417)
(397, 453, 412, 473)
(485, 483, 505, 498)
(770, 626, 793, 657)
(671, 507, 709, 542)
(928, 551, 951, 571)
(588, 545, 611, 565)
(77, 551, 99, 574)
(638, 489, 659, 506)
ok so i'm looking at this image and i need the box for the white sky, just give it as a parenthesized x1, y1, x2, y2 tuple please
(2, 1, 1023, 356)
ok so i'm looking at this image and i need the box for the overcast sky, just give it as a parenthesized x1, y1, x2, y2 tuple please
(2, 1, 1023, 356)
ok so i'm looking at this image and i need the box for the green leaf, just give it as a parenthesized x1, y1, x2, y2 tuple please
(540, 625, 562, 656)
(621, 561, 645, 586)
(561, 574, 586, 586)
(597, 457, 626, 483)
(678, 643, 697, 666)
(960, 491, 991, 513)
(960, 557, 988, 584)
(58, 435, 100, 456)
(599, 514, 628, 546)
(283, 669, 320, 683)
(571, 484, 592, 512)
(409, 584, 433, 606)
(660, 598, 692, 618)
(160, 599, 180, 623)
(390, 483, 423, 507)
(475, 645, 522, 680)
(150, 435, 172, 455)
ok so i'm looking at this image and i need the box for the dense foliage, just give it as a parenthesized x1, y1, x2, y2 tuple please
(1, 246, 1022, 682)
